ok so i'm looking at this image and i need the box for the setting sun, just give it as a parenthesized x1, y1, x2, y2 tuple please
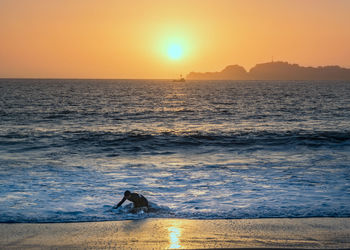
(167, 44, 183, 60)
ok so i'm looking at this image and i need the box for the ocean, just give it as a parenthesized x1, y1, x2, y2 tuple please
(0, 79, 349, 222)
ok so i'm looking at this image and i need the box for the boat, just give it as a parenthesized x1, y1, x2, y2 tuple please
(173, 75, 186, 82)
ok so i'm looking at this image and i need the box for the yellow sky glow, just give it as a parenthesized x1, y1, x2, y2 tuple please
(0, 0, 349, 78)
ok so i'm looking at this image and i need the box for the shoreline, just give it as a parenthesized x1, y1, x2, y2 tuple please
(2, 215, 350, 224)
(1, 217, 350, 249)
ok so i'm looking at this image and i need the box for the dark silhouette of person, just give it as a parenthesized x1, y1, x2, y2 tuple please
(113, 190, 149, 210)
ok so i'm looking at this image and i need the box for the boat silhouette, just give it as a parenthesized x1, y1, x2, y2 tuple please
(173, 75, 186, 82)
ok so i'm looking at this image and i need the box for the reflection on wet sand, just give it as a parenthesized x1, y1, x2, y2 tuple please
(1, 218, 349, 249)
(168, 223, 182, 249)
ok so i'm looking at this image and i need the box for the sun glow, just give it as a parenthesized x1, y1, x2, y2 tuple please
(151, 25, 198, 68)
(159, 33, 189, 62)
(167, 44, 183, 60)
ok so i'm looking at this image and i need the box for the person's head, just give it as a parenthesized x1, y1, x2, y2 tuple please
(124, 190, 131, 198)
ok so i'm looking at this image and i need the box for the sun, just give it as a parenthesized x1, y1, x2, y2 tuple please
(167, 44, 183, 60)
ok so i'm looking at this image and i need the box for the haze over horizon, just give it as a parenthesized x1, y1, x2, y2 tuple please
(1, 0, 350, 79)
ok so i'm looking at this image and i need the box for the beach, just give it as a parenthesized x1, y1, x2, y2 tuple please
(1, 217, 350, 249)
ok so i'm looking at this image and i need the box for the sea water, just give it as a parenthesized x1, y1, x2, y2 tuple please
(0, 79, 349, 222)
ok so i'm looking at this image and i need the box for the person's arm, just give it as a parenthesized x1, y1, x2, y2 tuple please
(113, 197, 126, 209)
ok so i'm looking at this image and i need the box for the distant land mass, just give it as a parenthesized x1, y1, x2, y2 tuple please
(186, 61, 350, 80)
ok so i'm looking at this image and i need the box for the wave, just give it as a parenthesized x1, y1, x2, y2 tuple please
(1, 203, 349, 223)
(0, 130, 350, 157)
(1, 129, 349, 151)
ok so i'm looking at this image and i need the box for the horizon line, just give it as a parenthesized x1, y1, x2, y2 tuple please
(1, 78, 350, 82)
(1, 61, 350, 80)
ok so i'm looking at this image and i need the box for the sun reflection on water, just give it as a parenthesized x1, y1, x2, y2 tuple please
(168, 224, 182, 249)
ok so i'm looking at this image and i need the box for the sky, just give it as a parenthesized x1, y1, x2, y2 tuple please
(1, 0, 350, 79)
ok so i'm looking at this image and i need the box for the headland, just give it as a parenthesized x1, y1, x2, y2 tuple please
(187, 61, 350, 80)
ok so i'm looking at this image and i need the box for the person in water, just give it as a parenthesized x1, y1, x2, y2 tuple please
(113, 190, 149, 210)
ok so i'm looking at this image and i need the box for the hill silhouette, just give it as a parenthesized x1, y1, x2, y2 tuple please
(187, 61, 350, 80)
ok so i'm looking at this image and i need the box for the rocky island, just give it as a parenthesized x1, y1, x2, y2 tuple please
(187, 61, 350, 80)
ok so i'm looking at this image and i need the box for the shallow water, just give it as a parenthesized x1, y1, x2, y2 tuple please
(0, 79, 349, 222)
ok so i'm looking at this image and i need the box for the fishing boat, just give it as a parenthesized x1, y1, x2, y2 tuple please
(173, 74, 186, 82)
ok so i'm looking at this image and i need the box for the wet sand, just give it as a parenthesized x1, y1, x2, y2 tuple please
(1, 218, 350, 249)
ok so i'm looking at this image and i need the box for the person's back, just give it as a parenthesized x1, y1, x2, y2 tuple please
(113, 190, 149, 209)
(126, 192, 148, 207)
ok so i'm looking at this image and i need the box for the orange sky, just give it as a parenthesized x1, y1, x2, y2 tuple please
(1, 0, 350, 79)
